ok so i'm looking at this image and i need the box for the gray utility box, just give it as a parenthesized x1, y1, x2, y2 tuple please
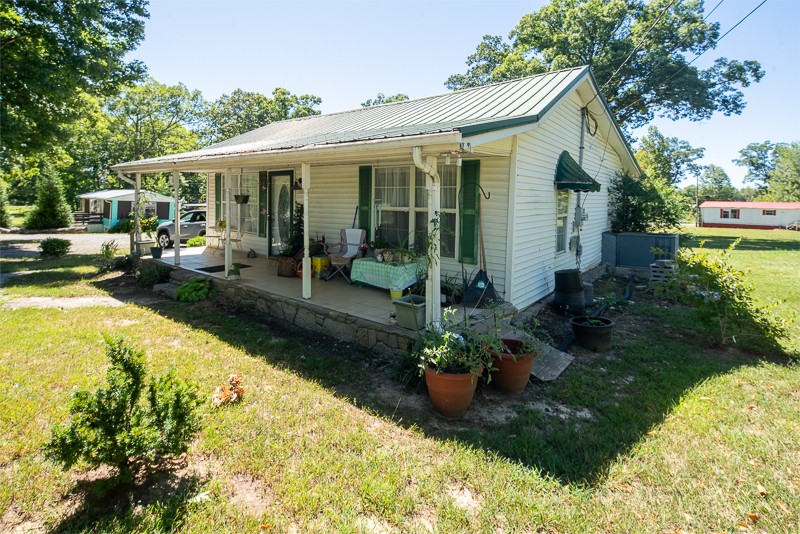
(602, 232, 679, 268)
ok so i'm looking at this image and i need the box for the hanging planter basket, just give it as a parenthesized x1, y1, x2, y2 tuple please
(234, 194, 250, 205)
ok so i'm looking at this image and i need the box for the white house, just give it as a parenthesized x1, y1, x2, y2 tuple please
(699, 201, 800, 230)
(112, 66, 639, 319)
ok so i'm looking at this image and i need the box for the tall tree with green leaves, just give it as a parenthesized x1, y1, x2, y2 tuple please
(0, 0, 149, 166)
(0, 182, 10, 227)
(201, 88, 322, 145)
(361, 93, 409, 107)
(698, 164, 739, 202)
(445, 0, 763, 130)
(636, 126, 705, 186)
(734, 141, 800, 201)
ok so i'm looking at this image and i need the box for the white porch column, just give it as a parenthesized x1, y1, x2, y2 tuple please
(134, 173, 142, 243)
(301, 163, 311, 299)
(173, 171, 181, 266)
(224, 167, 232, 277)
(425, 155, 441, 325)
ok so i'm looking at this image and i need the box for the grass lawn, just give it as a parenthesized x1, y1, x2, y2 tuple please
(7, 205, 32, 228)
(0, 228, 798, 532)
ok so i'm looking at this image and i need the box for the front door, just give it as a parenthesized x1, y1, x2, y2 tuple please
(269, 171, 293, 256)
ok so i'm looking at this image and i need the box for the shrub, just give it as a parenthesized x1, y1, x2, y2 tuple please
(659, 239, 791, 350)
(137, 262, 172, 286)
(39, 237, 71, 258)
(24, 170, 73, 229)
(100, 240, 119, 260)
(99, 255, 136, 274)
(44, 335, 202, 482)
(109, 219, 134, 233)
(608, 172, 687, 233)
(176, 277, 216, 302)
(186, 235, 206, 247)
(0, 183, 10, 227)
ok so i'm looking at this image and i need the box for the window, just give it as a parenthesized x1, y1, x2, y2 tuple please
(762, 209, 776, 216)
(556, 190, 569, 253)
(374, 164, 458, 258)
(227, 173, 258, 234)
(720, 209, 740, 219)
(414, 165, 457, 258)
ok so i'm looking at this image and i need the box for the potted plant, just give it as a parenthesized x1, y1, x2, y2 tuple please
(276, 203, 304, 277)
(234, 192, 250, 204)
(570, 316, 615, 351)
(489, 335, 539, 395)
(416, 308, 499, 418)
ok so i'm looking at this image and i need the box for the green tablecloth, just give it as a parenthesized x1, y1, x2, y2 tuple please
(351, 258, 423, 290)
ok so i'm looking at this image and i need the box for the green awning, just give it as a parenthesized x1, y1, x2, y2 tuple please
(554, 151, 601, 192)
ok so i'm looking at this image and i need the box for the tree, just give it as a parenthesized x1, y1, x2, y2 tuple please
(636, 126, 704, 186)
(769, 143, 800, 202)
(733, 141, 775, 190)
(0, 182, 10, 227)
(361, 93, 409, 107)
(445, 0, 764, 130)
(698, 164, 739, 202)
(24, 167, 73, 229)
(609, 172, 687, 233)
(0, 0, 148, 166)
(202, 88, 322, 145)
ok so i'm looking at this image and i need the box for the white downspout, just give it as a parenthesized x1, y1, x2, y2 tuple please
(301, 163, 311, 299)
(412, 146, 441, 325)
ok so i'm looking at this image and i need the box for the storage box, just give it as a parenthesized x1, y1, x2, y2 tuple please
(392, 294, 426, 330)
(312, 256, 331, 279)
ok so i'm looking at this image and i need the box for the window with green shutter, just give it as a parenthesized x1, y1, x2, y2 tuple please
(358, 166, 372, 233)
(459, 160, 479, 264)
(214, 173, 222, 224)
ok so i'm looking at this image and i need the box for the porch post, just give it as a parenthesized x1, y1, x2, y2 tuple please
(173, 171, 181, 266)
(134, 173, 142, 243)
(301, 163, 311, 299)
(224, 167, 232, 277)
(425, 155, 441, 324)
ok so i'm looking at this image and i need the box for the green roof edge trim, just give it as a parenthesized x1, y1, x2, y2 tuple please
(555, 151, 601, 192)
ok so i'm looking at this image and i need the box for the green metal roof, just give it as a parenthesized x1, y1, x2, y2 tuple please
(554, 151, 601, 192)
(114, 67, 591, 170)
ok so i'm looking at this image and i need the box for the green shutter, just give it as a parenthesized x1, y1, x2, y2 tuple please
(358, 166, 372, 232)
(459, 160, 480, 264)
(214, 173, 222, 224)
(258, 171, 268, 237)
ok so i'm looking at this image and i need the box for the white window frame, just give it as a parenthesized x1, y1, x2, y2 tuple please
(374, 164, 459, 258)
(229, 172, 259, 234)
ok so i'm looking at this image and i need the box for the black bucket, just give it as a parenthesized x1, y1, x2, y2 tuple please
(552, 269, 585, 315)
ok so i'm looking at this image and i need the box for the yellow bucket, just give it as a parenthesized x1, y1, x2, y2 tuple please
(389, 289, 403, 300)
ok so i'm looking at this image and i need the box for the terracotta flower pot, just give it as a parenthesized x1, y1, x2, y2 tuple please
(490, 338, 536, 395)
(424, 367, 481, 418)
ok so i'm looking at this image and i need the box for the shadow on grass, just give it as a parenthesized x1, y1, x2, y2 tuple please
(92, 273, 791, 485)
(52, 469, 203, 533)
(680, 233, 800, 252)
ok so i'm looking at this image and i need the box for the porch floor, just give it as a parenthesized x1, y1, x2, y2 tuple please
(155, 245, 399, 325)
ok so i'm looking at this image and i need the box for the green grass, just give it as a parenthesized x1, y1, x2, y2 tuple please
(0, 227, 798, 532)
(7, 205, 32, 227)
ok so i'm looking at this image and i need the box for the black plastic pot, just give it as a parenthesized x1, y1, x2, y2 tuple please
(234, 194, 250, 204)
(570, 316, 614, 351)
(553, 269, 585, 315)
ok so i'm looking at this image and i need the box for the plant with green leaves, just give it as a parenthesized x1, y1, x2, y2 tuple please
(186, 235, 206, 247)
(100, 240, 119, 260)
(176, 277, 216, 303)
(662, 239, 791, 349)
(136, 262, 172, 286)
(608, 171, 687, 233)
(38, 238, 71, 258)
(0, 182, 10, 227)
(43, 335, 201, 483)
(24, 169, 73, 230)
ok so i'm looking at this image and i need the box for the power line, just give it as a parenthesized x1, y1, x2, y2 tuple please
(617, 0, 769, 117)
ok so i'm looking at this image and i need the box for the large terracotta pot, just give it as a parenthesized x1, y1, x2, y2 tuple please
(490, 338, 536, 395)
(424, 367, 481, 418)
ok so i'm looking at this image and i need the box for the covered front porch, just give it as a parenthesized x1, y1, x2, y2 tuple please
(152, 245, 426, 355)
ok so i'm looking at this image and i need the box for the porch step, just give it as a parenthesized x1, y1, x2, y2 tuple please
(153, 282, 181, 300)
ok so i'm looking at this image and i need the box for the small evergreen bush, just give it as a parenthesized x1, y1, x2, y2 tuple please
(24, 170, 73, 229)
(39, 237, 71, 258)
(44, 335, 202, 482)
(0, 183, 10, 227)
(176, 277, 216, 302)
(608, 172, 687, 233)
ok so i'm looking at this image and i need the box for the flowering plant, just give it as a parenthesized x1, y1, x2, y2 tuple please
(415, 308, 502, 377)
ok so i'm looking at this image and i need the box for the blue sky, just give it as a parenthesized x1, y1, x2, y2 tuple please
(133, 0, 799, 187)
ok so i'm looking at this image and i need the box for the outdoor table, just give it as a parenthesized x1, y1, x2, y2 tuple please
(350, 257, 423, 291)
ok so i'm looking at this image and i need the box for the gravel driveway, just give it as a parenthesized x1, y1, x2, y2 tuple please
(0, 232, 133, 258)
